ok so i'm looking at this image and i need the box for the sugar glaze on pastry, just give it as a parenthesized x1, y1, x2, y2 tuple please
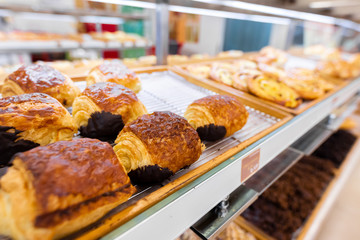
(0, 138, 135, 240)
(113, 111, 203, 184)
(1, 64, 80, 107)
(86, 60, 141, 93)
(184, 95, 249, 141)
(72, 82, 147, 141)
(0, 93, 77, 165)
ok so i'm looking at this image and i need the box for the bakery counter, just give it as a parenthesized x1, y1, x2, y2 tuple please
(79, 72, 360, 240)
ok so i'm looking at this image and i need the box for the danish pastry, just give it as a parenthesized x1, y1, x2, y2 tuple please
(209, 64, 233, 85)
(185, 64, 211, 79)
(247, 75, 302, 108)
(87, 60, 141, 93)
(1, 64, 80, 107)
(113, 111, 202, 184)
(0, 93, 76, 165)
(72, 82, 147, 141)
(0, 138, 135, 240)
(282, 68, 334, 100)
(232, 69, 262, 92)
(184, 95, 248, 141)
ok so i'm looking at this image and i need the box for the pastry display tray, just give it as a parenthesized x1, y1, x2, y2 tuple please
(63, 67, 291, 239)
(173, 55, 349, 115)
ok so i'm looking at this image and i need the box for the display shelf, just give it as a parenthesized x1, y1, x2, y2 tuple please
(89, 76, 360, 240)
(0, 40, 153, 53)
(191, 148, 303, 240)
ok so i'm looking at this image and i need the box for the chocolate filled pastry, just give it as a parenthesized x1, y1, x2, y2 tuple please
(0, 138, 136, 240)
(247, 75, 302, 108)
(1, 64, 80, 107)
(113, 111, 203, 184)
(0, 93, 77, 165)
(86, 60, 141, 93)
(72, 82, 147, 141)
(184, 95, 248, 141)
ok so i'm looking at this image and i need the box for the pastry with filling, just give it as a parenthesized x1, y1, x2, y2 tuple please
(316, 58, 353, 80)
(258, 63, 286, 80)
(254, 46, 287, 67)
(113, 111, 203, 184)
(209, 64, 234, 86)
(1, 64, 80, 107)
(86, 60, 141, 93)
(281, 68, 328, 100)
(185, 64, 211, 79)
(72, 82, 147, 141)
(232, 69, 262, 92)
(247, 75, 302, 108)
(184, 95, 248, 141)
(0, 138, 135, 240)
(0, 93, 76, 166)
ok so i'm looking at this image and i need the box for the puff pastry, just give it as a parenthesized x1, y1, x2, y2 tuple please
(1, 64, 80, 107)
(247, 75, 302, 108)
(184, 95, 248, 141)
(282, 68, 333, 100)
(0, 93, 76, 165)
(209, 64, 233, 85)
(185, 64, 211, 79)
(72, 82, 147, 141)
(232, 69, 262, 92)
(254, 46, 287, 67)
(86, 60, 141, 93)
(316, 58, 353, 80)
(0, 138, 135, 240)
(113, 111, 202, 184)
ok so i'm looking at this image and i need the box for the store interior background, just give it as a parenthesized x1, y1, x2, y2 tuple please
(0, 0, 359, 66)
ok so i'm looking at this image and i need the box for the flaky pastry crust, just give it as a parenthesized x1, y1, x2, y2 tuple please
(86, 61, 141, 93)
(0, 138, 135, 240)
(72, 82, 147, 128)
(184, 95, 248, 139)
(113, 112, 202, 178)
(247, 75, 302, 108)
(0, 93, 76, 146)
(1, 64, 80, 107)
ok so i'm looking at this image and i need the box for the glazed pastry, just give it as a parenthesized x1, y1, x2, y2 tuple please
(232, 59, 258, 70)
(0, 93, 77, 165)
(255, 46, 287, 67)
(113, 111, 203, 184)
(1, 64, 80, 107)
(186, 64, 211, 79)
(72, 82, 147, 141)
(184, 95, 248, 141)
(247, 75, 302, 108)
(87, 60, 141, 93)
(0, 138, 135, 240)
(316, 58, 353, 80)
(282, 68, 333, 100)
(209, 64, 233, 85)
(232, 69, 262, 92)
(258, 63, 286, 80)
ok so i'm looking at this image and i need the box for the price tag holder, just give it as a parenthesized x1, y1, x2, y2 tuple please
(241, 148, 260, 182)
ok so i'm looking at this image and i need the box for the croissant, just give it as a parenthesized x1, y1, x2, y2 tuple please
(0, 138, 135, 240)
(113, 111, 203, 184)
(247, 75, 302, 108)
(1, 64, 80, 107)
(184, 95, 248, 141)
(86, 60, 141, 93)
(72, 82, 147, 141)
(0, 93, 77, 165)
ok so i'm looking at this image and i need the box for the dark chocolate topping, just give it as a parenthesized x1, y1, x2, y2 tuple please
(128, 165, 173, 185)
(79, 111, 124, 142)
(196, 124, 227, 141)
(0, 126, 39, 166)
